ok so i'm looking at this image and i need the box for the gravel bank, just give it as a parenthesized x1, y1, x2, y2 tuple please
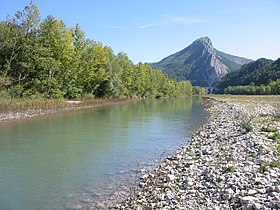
(115, 97, 280, 210)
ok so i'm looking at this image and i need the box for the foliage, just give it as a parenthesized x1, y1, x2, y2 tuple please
(0, 2, 193, 100)
(192, 86, 206, 95)
(216, 58, 280, 88)
(224, 80, 280, 95)
(235, 112, 253, 133)
(224, 165, 236, 173)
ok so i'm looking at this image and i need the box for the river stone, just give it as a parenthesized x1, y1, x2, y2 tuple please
(240, 196, 259, 207)
(166, 174, 176, 182)
(176, 154, 183, 159)
(275, 185, 280, 193)
(256, 188, 266, 194)
(247, 189, 258, 196)
(141, 174, 149, 180)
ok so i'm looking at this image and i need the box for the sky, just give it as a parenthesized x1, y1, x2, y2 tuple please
(0, 0, 280, 63)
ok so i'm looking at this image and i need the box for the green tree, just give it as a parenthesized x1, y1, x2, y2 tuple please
(37, 15, 75, 97)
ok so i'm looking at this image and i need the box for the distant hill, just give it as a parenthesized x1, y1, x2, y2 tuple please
(150, 37, 252, 86)
(215, 58, 280, 87)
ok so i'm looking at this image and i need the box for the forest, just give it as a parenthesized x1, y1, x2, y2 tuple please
(0, 2, 196, 100)
(216, 58, 280, 95)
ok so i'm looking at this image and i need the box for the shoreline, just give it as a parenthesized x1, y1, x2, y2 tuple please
(113, 96, 280, 209)
(0, 98, 131, 123)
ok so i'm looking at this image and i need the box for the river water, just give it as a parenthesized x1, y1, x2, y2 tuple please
(0, 97, 207, 210)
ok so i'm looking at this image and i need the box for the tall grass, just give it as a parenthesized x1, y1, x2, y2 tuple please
(0, 98, 67, 112)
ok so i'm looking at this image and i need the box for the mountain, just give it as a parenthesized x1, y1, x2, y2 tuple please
(150, 37, 252, 86)
(215, 58, 280, 87)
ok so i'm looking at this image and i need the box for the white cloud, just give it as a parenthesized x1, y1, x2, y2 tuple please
(138, 24, 155, 29)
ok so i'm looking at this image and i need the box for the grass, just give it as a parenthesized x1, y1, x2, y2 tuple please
(270, 160, 280, 168)
(268, 132, 280, 140)
(0, 98, 67, 112)
(272, 106, 280, 119)
(261, 126, 278, 133)
(235, 112, 254, 132)
(0, 94, 131, 122)
(224, 166, 236, 173)
(240, 117, 253, 132)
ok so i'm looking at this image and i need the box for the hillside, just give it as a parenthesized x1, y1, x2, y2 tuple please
(216, 58, 280, 87)
(150, 37, 252, 86)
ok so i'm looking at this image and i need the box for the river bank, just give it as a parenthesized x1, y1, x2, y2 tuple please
(114, 95, 280, 209)
(0, 98, 131, 122)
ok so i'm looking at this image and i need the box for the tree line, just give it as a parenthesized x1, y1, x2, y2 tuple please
(0, 2, 194, 99)
(224, 80, 280, 95)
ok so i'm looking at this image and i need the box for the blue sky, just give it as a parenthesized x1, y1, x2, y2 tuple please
(1, 0, 279, 63)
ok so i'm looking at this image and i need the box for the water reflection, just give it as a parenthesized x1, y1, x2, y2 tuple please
(0, 97, 206, 210)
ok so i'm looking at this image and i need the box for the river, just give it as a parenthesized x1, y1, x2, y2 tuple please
(0, 97, 207, 210)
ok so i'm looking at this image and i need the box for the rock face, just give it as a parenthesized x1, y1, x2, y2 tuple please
(150, 37, 252, 86)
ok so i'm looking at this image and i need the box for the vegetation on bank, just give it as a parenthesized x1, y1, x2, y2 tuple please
(0, 2, 194, 102)
(192, 86, 206, 95)
(224, 79, 280, 95)
(216, 58, 280, 88)
(214, 58, 280, 95)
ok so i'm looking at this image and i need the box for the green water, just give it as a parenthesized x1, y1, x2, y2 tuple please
(0, 97, 206, 210)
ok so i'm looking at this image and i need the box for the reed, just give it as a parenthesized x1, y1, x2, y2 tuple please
(0, 98, 67, 113)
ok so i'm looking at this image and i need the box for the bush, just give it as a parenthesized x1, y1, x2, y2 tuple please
(237, 113, 254, 133)
(0, 90, 11, 100)
(9, 85, 24, 98)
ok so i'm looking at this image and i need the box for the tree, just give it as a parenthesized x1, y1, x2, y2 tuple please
(0, 2, 40, 86)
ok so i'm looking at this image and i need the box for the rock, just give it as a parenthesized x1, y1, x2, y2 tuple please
(176, 154, 183, 159)
(223, 188, 235, 200)
(256, 188, 266, 194)
(140, 168, 146, 173)
(252, 202, 262, 210)
(141, 174, 149, 180)
(275, 185, 280, 193)
(247, 189, 258, 196)
(166, 174, 176, 182)
(270, 192, 279, 198)
(240, 196, 259, 208)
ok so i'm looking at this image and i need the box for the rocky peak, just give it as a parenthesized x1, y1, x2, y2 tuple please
(150, 36, 252, 86)
(194, 36, 212, 47)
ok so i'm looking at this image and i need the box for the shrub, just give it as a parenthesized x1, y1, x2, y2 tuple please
(273, 107, 280, 120)
(225, 166, 236, 173)
(240, 115, 253, 132)
(261, 126, 278, 132)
